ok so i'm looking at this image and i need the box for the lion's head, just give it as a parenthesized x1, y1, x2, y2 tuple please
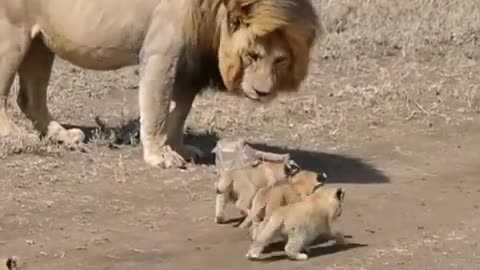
(218, 0, 319, 101)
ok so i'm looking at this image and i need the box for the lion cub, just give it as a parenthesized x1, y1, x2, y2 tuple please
(246, 186, 346, 261)
(214, 159, 300, 225)
(1, 257, 17, 270)
(240, 170, 328, 230)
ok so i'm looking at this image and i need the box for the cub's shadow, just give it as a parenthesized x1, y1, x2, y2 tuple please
(254, 235, 367, 262)
(69, 120, 389, 184)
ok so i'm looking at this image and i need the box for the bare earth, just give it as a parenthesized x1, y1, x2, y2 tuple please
(1, 1, 480, 269)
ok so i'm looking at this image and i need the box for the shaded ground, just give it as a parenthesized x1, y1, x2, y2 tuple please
(1, 1, 480, 269)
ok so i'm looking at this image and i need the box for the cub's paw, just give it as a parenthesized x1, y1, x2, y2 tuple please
(214, 216, 225, 224)
(237, 219, 251, 229)
(292, 252, 309, 260)
(245, 251, 261, 260)
(245, 245, 263, 260)
(144, 145, 187, 169)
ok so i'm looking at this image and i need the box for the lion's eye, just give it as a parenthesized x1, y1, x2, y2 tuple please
(275, 55, 288, 64)
(247, 51, 260, 61)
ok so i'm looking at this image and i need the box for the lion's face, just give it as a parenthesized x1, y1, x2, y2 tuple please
(219, 30, 308, 102)
(217, 0, 318, 101)
(237, 31, 293, 101)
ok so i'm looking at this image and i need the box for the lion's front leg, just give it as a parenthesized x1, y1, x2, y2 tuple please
(139, 53, 186, 169)
(166, 88, 203, 163)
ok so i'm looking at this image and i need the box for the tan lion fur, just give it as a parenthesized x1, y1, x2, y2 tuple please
(246, 186, 347, 261)
(0, 0, 319, 168)
(214, 159, 300, 224)
(239, 170, 327, 231)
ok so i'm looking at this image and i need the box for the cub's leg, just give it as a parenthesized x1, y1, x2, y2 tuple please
(0, 23, 31, 137)
(235, 197, 250, 217)
(17, 37, 84, 145)
(246, 216, 283, 260)
(166, 87, 203, 162)
(236, 189, 255, 228)
(214, 193, 229, 224)
(284, 229, 310, 260)
(238, 192, 265, 229)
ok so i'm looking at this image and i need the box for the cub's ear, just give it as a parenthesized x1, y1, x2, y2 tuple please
(251, 158, 262, 167)
(284, 160, 301, 176)
(335, 188, 346, 201)
(316, 172, 328, 185)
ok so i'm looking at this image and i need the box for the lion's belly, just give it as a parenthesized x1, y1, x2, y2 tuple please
(36, 0, 164, 70)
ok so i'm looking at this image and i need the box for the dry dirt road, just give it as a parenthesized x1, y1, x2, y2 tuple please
(1, 1, 480, 269)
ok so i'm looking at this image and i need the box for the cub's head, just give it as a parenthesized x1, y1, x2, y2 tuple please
(312, 186, 346, 220)
(218, 0, 319, 101)
(251, 159, 300, 178)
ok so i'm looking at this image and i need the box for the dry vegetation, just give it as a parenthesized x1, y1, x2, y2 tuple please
(1, 0, 479, 156)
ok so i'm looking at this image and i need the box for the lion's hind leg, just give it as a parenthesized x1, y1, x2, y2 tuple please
(17, 36, 85, 146)
(0, 22, 31, 137)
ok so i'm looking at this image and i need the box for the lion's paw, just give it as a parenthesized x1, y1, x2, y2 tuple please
(144, 145, 187, 169)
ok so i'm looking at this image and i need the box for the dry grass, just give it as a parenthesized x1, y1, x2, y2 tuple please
(1, 0, 480, 156)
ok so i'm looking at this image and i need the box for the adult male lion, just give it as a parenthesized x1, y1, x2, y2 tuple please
(0, 0, 319, 168)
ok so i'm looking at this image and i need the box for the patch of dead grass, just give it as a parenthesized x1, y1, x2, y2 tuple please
(1, 0, 480, 156)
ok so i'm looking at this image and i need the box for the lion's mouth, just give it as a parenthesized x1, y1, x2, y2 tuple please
(243, 89, 275, 102)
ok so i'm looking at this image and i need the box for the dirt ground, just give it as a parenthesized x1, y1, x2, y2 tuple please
(1, 1, 480, 269)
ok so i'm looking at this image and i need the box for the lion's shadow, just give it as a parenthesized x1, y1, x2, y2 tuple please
(185, 132, 390, 184)
(69, 121, 389, 184)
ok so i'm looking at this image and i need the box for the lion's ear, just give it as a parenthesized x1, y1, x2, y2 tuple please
(222, 0, 255, 12)
(222, 0, 255, 31)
